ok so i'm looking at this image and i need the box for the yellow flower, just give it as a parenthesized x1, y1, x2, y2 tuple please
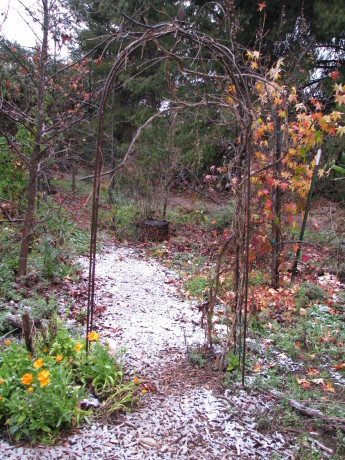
(39, 379, 51, 387)
(33, 358, 43, 369)
(21, 373, 34, 386)
(87, 331, 99, 342)
(74, 343, 83, 352)
(43, 348, 48, 353)
(0, 378, 4, 384)
(38, 370, 50, 382)
(56, 355, 63, 362)
(28, 387, 33, 393)
(142, 389, 147, 394)
(133, 376, 139, 384)
(4, 340, 11, 346)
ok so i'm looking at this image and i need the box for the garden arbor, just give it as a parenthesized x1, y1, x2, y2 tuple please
(85, 18, 288, 382)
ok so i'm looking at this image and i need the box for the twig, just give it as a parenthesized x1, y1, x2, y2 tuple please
(268, 391, 345, 431)
(216, 395, 237, 407)
(307, 437, 333, 455)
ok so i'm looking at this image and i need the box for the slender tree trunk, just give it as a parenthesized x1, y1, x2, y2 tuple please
(271, 116, 281, 288)
(108, 83, 116, 204)
(72, 166, 76, 194)
(17, 156, 39, 276)
(17, 0, 49, 277)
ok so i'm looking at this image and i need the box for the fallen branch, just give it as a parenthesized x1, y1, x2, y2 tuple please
(268, 391, 345, 431)
(287, 398, 345, 431)
(307, 437, 334, 456)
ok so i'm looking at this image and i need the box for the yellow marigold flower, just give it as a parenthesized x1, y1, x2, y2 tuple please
(74, 343, 83, 352)
(38, 370, 50, 382)
(33, 358, 43, 369)
(21, 373, 34, 386)
(4, 340, 11, 346)
(133, 376, 139, 384)
(0, 378, 5, 384)
(87, 331, 99, 342)
(39, 378, 51, 387)
(56, 355, 63, 362)
(28, 387, 33, 393)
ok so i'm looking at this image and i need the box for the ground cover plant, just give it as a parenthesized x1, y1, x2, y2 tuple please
(0, 326, 136, 443)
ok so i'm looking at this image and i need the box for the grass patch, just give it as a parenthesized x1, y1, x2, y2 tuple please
(209, 201, 235, 230)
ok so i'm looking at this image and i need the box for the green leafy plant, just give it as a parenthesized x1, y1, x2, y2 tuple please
(0, 327, 135, 443)
(226, 353, 240, 372)
(332, 152, 345, 179)
(188, 348, 207, 368)
(210, 202, 235, 230)
(184, 275, 209, 298)
(0, 340, 87, 443)
(79, 343, 124, 393)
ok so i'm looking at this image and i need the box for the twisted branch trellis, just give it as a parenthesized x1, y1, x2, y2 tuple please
(85, 20, 254, 382)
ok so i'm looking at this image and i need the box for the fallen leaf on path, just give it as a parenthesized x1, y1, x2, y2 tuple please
(140, 382, 155, 392)
(323, 382, 335, 393)
(334, 362, 345, 371)
(307, 368, 320, 376)
(296, 377, 311, 389)
(310, 378, 325, 386)
(253, 361, 263, 373)
(138, 437, 161, 449)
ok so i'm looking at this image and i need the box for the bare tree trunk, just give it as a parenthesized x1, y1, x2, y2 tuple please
(17, 0, 49, 278)
(72, 166, 76, 194)
(108, 83, 116, 204)
(17, 156, 39, 276)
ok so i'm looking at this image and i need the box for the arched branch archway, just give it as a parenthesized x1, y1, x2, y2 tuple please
(85, 21, 281, 383)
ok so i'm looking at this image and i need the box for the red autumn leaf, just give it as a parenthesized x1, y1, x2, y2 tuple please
(330, 71, 339, 80)
(307, 368, 319, 376)
(296, 377, 311, 389)
(334, 362, 345, 371)
(257, 1, 266, 11)
(279, 182, 289, 192)
(302, 254, 310, 263)
(253, 361, 263, 373)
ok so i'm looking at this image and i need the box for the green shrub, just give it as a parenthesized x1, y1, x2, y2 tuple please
(188, 348, 207, 368)
(0, 328, 134, 443)
(295, 282, 328, 309)
(98, 201, 142, 239)
(0, 340, 86, 442)
(184, 275, 209, 298)
(210, 202, 235, 230)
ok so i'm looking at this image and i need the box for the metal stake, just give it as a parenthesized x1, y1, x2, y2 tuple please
(291, 149, 322, 282)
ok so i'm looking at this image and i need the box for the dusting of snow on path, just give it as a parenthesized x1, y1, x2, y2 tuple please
(1, 245, 295, 459)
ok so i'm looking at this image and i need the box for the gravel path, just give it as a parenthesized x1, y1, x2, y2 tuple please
(1, 245, 295, 459)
